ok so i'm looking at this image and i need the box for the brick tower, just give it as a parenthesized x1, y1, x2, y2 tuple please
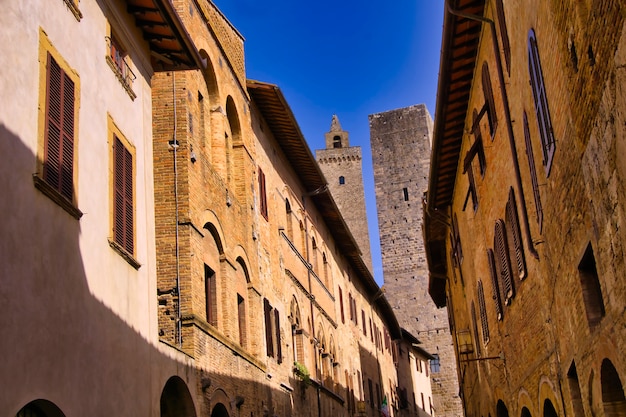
(316, 115, 373, 272)
(369, 105, 463, 416)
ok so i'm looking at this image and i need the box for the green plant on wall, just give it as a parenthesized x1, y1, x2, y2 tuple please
(293, 361, 311, 386)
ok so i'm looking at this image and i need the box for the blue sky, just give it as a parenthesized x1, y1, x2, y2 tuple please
(213, 0, 445, 285)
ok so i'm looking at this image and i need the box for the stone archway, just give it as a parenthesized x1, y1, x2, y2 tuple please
(601, 358, 626, 417)
(211, 402, 230, 417)
(160, 376, 197, 417)
(16, 400, 66, 417)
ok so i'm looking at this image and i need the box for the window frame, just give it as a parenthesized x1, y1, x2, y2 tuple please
(35, 29, 82, 220)
(528, 29, 556, 176)
(258, 167, 268, 220)
(108, 115, 139, 268)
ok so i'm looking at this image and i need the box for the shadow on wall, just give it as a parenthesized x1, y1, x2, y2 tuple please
(0, 123, 317, 417)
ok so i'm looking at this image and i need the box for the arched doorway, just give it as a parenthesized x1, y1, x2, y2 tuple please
(211, 402, 229, 417)
(521, 406, 532, 417)
(497, 400, 510, 417)
(601, 359, 626, 417)
(543, 399, 558, 417)
(160, 376, 197, 417)
(16, 400, 65, 417)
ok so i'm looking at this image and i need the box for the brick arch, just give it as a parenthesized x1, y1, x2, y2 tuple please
(537, 376, 561, 417)
(208, 388, 233, 417)
(197, 49, 220, 106)
(517, 387, 535, 417)
(160, 375, 197, 417)
(231, 245, 253, 283)
(200, 210, 226, 253)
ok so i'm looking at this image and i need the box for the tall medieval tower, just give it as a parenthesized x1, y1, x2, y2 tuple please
(369, 105, 463, 416)
(316, 115, 373, 272)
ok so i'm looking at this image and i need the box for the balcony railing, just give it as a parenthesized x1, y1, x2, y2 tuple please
(106, 36, 137, 99)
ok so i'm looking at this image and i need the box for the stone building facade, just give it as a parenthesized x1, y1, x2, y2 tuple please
(425, 1, 626, 417)
(316, 115, 373, 272)
(370, 105, 463, 416)
(151, 1, 406, 417)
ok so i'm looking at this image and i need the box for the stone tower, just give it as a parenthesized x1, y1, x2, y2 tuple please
(316, 115, 373, 272)
(369, 105, 463, 416)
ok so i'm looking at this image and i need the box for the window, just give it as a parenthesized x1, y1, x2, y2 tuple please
(339, 286, 345, 323)
(264, 298, 282, 361)
(205, 264, 217, 326)
(237, 293, 246, 347)
(112, 135, 134, 253)
(362, 310, 367, 336)
(494, 219, 515, 305)
(430, 354, 441, 373)
(403, 187, 409, 201)
(495, 0, 511, 74)
(528, 29, 556, 175)
(106, 29, 136, 99)
(258, 167, 268, 220)
(505, 188, 526, 280)
(108, 116, 138, 267)
(477, 280, 490, 343)
(339, 176, 345, 185)
(487, 249, 503, 320)
(464, 109, 487, 211)
(35, 32, 82, 219)
(62, 0, 82, 20)
(482, 62, 497, 137)
(578, 243, 605, 327)
(524, 111, 544, 231)
(333, 135, 342, 148)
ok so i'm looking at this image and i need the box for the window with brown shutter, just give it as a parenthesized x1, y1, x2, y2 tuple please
(258, 167, 268, 220)
(482, 62, 498, 138)
(505, 188, 527, 280)
(264, 298, 274, 357)
(339, 286, 345, 324)
(528, 29, 556, 176)
(44, 52, 76, 202)
(205, 264, 217, 326)
(523, 111, 544, 231)
(274, 308, 282, 363)
(487, 249, 503, 320)
(237, 293, 246, 347)
(113, 136, 134, 254)
(477, 280, 490, 343)
(495, 0, 511, 74)
(494, 219, 515, 304)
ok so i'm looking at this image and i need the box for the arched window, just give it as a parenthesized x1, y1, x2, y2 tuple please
(601, 359, 626, 416)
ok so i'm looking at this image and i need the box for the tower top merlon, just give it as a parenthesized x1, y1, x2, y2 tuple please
(325, 114, 349, 149)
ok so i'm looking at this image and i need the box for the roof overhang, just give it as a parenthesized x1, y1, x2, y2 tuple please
(426, 0, 486, 307)
(247, 80, 401, 338)
(125, 0, 202, 71)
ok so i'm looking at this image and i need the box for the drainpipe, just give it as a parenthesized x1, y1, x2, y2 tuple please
(445, 0, 539, 260)
(171, 71, 182, 348)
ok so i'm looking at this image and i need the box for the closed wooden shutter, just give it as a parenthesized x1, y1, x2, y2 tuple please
(495, 0, 511, 74)
(506, 188, 526, 280)
(494, 220, 514, 304)
(477, 280, 490, 342)
(524, 111, 543, 230)
(264, 298, 274, 357)
(482, 62, 497, 137)
(44, 52, 75, 201)
(274, 308, 282, 363)
(113, 137, 133, 254)
(237, 294, 246, 347)
(258, 168, 268, 219)
(339, 286, 345, 324)
(487, 249, 503, 320)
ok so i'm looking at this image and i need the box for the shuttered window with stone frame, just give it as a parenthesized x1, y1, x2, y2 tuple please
(495, 0, 511, 74)
(44, 52, 76, 203)
(505, 188, 527, 280)
(528, 28, 556, 176)
(113, 136, 134, 255)
(487, 249, 503, 320)
(258, 167, 268, 220)
(463, 110, 487, 211)
(274, 308, 282, 363)
(477, 280, 490, 343)
(494, 219, 515, 305)
(264, 298, 274, 357)
(523, 110, 544, 232)
(482, 62, 498, 138)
